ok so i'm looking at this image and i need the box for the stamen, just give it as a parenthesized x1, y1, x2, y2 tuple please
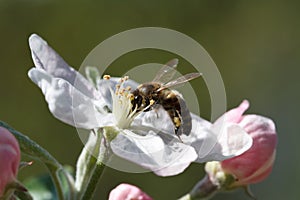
(127, 93, 134, 100)
(103, 75, 111, 80)
(127, 103, 139, 119)
(125, 86, 131, 91)
(120, 77, 126, 83)
(115, 84, 121, 94)
(111, 75, 143, 129)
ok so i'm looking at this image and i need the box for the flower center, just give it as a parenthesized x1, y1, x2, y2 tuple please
(104, 75, 140, 129)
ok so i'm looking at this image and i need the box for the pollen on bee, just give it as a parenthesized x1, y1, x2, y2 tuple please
(174, 117, 181, 127)
(150, 99, 155, 105)
(103, 74, 111, 80)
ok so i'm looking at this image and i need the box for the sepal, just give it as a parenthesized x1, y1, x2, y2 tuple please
(1, 180, 32, 200)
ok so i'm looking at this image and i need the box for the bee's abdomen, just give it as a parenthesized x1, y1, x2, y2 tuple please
(159, 90, 192, 136)
(176, 96, 192, 136)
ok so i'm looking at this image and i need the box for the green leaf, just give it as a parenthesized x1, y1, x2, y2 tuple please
(0, 121, 76, 200)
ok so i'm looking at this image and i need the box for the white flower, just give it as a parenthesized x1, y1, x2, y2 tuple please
(27, 34, 252, 176)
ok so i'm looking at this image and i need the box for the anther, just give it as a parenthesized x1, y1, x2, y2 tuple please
(127, 93, 134, 100)
(103, 75, 111, 80)
(125, 86, 131, 91)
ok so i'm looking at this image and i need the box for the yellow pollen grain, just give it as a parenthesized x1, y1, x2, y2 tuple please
(103, 75, 111, 80)
(150, 99, 155, 105)
(125, 86, 131, 91)
(174, 117, 181, 127)
(115, 84, 120, 93)
(119, 88, 125, 94)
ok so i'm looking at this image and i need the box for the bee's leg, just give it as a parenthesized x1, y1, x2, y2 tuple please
(175, 131, 184, 143)
(174, 116, 184, 143)
(178, 136, 184, 143)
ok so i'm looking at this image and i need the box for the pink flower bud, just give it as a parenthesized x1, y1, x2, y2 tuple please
(109, 183, 152, 200)
(220, 100, 277, 186)
(0, 127, 20, 196)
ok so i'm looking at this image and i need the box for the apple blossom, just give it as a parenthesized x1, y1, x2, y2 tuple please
(0, 127, 20, 198)
(182, 100, 277, 199)
(220, 100, 277, 187)
(108, 183, 152, 200)
(27, 34, 252, 177)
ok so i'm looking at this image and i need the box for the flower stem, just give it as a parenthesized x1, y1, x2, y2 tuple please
(178, 175, 218, 200)
(0, 121, 76, 200)
(75, 129, 109, 200)
(81, 162, 106, 200)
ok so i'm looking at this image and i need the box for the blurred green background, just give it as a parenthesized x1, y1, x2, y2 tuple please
(0, 0, 299, 199)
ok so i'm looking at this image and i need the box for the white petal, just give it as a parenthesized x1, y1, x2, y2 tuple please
(132, 106, 174, 134)
(110, 130, 197, 176)
(183, 113, 252, 162)
(134, 109, 231, 163)
(28, 68, 114, 129)
(206, 122, 253, 161)
(29, 34, 98, 99)
(181, 114, 218, 162)
(184, 113, 212, 142)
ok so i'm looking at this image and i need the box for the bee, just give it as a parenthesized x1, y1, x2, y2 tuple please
(131, 59, 201, 140)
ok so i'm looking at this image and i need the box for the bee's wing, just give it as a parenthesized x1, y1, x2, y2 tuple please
(158, 72, 202, 91)
(152, 58, 179, 84)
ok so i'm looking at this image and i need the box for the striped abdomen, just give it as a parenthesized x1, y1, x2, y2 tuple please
(158, 89, 192, 136)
